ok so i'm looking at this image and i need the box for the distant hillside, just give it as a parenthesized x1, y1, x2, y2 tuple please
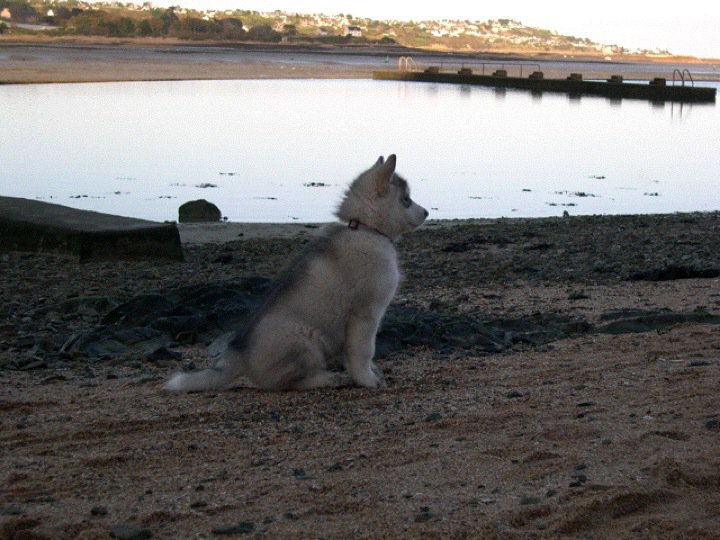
(0, 1, 674, 58)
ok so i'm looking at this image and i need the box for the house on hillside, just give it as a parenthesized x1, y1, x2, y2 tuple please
(1, 8, 11, 20)
(345, 25, 362, 37)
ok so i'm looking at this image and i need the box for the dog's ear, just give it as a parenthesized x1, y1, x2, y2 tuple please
(374, 154, 396, 197)
(374, 156, 385, 167)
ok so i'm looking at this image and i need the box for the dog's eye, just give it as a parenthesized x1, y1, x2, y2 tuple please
(401, 195, 412, 208)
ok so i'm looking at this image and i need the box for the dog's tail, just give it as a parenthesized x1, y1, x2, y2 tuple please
(164, 334, 241, 392)
(163, 366, 232, 392)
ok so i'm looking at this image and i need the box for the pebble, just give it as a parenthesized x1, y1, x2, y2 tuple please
(576, 401, 595, 408)
(90, 505, 108, 516)
(0, 504, 23, 516)
(110, 524, 152, 540)
(689, 360, 710, 367)
(292, 468, 307, 479)
(414, 506, 436, 522)
(569, 468, 588, 487)
(212, 522, 255, 535)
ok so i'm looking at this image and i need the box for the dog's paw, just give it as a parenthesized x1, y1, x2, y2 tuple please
(292, 370, 350, 390)
(352, 369, 383, 389)
(372, 371, 387, 388)
(371, 363, 387, 388)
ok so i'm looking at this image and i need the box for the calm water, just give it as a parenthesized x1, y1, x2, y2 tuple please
(1, 79, 718, 222)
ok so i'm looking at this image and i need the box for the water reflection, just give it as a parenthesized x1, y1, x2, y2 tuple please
(458, 85, 472, 98)
(0, 79, 718, 222)
(669, 100, 693, 121)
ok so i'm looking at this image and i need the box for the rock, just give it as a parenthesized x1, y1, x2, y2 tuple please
(377, 307, 578, 356)
(212, 522, 255, 535)
(688, 360, 710, 367)
(33, 272, 719, 365)
(414, 506, 437, 522)
(65, 278, 272, 360)
(1, 504, 24, 516)
(68, 327, 171, 359)
(628, 264, 720, 281)
(569, 468, 588, 487)
(596, 311, 720, 334)
(110, 524, 152, 540)
(577, 401, 595, 408)
(90, 505, 108, 516)
(178, 199, 222, 223)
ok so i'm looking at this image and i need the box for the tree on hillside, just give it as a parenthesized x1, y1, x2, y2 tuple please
(219, 17, 244, 39)
(137, 18, 153, 36)
(160, 7, 178, 35)
(117, 17, 135, 36)
(246, 24, 281, 42)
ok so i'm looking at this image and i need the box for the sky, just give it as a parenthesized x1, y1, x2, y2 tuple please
(146, 0, 720, 59)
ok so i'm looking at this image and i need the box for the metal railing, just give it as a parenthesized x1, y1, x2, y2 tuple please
(398, 56, 416, 72)
(396, 58, 541, 78)
(455, 62, 541, 77)
(672, 68, 694, 87)
(434, 61, 541, 77)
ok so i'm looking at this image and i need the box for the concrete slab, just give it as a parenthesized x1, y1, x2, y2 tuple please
(0, 197, 183, 262)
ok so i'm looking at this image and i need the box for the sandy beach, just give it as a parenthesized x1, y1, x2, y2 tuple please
(1, 212, 720, 539)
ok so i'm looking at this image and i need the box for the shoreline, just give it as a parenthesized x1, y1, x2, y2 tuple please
(177, 218, 497, 244)
(2, 39, 719, 84)
(177, 211, 717, 245)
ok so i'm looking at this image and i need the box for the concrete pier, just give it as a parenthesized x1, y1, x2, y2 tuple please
(373, 69, 717, 103)
(0, 197, 183, 262)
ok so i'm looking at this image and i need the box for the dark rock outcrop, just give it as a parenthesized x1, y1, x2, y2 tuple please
(178, 200, 222, 223)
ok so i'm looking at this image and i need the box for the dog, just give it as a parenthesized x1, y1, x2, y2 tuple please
(164, 154, 428, 392)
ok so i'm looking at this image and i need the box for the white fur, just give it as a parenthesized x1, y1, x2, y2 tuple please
(164, 154, 427, 392)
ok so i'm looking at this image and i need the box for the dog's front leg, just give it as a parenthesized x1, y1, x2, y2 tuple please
(345, 315, 384, 388)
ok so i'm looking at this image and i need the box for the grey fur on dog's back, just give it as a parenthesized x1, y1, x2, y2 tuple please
(164, 154, 428, 392)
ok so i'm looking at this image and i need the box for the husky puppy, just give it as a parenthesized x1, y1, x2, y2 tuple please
(164, 154, 427, 392)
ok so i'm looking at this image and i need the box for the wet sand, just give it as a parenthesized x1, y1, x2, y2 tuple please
(3, 39, 716, 84)
(0, 41, 397, 83)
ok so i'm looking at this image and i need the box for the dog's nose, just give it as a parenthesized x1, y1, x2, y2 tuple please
(423, 209, 429, 218)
